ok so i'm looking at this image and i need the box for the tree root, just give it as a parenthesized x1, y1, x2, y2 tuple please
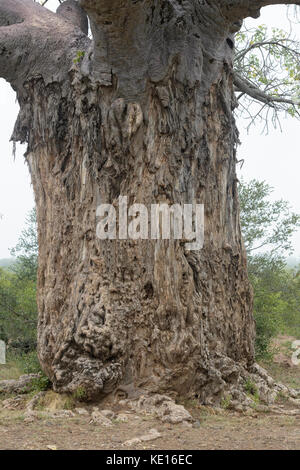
(0, 374, 40, 395)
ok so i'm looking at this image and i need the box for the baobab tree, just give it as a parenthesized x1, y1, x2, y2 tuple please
(0, 0, 299, 403)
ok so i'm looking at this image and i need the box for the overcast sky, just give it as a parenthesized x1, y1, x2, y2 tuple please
(0, 3, 299, 259)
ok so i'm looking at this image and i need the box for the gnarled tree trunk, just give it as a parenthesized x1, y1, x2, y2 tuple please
(1, 0, 298, 404)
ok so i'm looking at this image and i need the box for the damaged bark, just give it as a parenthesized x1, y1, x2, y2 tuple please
(0, 0, 299, 404)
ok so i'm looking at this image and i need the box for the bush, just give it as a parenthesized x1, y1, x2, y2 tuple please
(6, 350, 51, 392)
(254, 311, 279, 360)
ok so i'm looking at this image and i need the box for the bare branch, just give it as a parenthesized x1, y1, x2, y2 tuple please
(235, 39, 299, 61)
(234, 73, 299, 106)
(234, 22, 300, 130)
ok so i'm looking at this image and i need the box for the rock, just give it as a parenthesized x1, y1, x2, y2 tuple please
(90, 410, 112, 426)
(24, 415, 36, 423)
(118, 399, 128, 406)
(140, 428, 162, 442)
(270, 406, 300, 416)
(26, 392, 46, 412)
(51, 410, 75, 418)
(0, 374, 41, 394)
(255, 404, 270, 413)
(2, 396, 24, 410)
(22, 393, 75, 422)
(289, 398, 300, 406)
(288, 388, 299, 399)
(127, 394, 194, 425)
(123, 437, 141, 446)
(75, 407, 89, 415)
(116, 413, 130, 422)
(123, 428, 162, 446)
(100, 409, 116, 419)
(229, 401, 244, 413)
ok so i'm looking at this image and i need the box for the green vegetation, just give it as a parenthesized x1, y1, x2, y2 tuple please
(243, 378, 260, 403)
(0, 208, 48, 390)
(235, 24, 300, 130)
(220, 394, 232, 410)
(73, 50, 85, 64)
(72, 386, 87, 401)
(239, 179, 300, 360)
(0, 351, 50, 393)
(0, 209, 38, 353)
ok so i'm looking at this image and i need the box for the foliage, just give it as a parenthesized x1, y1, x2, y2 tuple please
(220, 394, 232, 410)
(0, 350, 50, 392)
(0, 208, 51, 389)
(0, 268, 37, 352)
(243, 378, 259, 402)
(235, 23, 300, 131)
(10, 208, 38, 282)
(0, 208, 38, 353)
(72, 386, 87, 401)
(239, 179, 300, 260)
(73, 51, 85, 65)
(239, 179, 300, 359)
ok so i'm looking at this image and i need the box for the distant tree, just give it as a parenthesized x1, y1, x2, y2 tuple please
(0, 208, 38, 352)
(239, 179, 300, 358)
(239, 179, 300, 266)
(10, 208, 38, 282)
(0, 268, 37, 352)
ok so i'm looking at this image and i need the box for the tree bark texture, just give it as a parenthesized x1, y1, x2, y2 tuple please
(1, 0, 298, 403)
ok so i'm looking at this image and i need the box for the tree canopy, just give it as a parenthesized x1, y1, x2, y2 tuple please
(239, 179, 300, 359)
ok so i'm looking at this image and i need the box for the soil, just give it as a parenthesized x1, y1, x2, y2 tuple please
(0, 335, 299, 450)
(0, 404, 299, 450)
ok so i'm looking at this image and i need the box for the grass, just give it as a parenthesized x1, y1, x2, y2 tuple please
(38, 390, 77, 411)
(220, 395, 232, 410)
(244, 378, 260, 402)
(0, 358, 23, 381)
(282, 325, 300, 339)
(0, 350, 51, 394)
(261, 361, 300, 390)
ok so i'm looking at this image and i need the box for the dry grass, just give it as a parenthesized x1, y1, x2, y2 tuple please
(0, 359, 23, 381)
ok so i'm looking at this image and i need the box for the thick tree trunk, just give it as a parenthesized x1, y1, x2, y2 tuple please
(5, 0, 285, 405)
(25, 73, 254, 404)
(19, 38, 254, 405)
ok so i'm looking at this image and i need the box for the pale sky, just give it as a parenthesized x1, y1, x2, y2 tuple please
(0, 3, 299, 258)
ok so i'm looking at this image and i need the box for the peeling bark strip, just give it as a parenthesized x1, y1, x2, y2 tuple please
(0, 0, 299, 403)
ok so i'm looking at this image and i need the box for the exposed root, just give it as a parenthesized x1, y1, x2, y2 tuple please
(120, 394, 194, 425)
(0, 374, 40, 395)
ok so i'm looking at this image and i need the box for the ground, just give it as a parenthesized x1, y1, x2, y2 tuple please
(0, 336, 299, 451)
(1, 403, 300, 450)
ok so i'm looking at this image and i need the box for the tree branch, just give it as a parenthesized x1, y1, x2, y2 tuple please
(235, 39, 299, 61)
(220, 0, 300, 21)
(233, 72, 300, 107)
(57, 0, 88, 35)
(78, 0, 146, 88)
(0, 0, 89, 90)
